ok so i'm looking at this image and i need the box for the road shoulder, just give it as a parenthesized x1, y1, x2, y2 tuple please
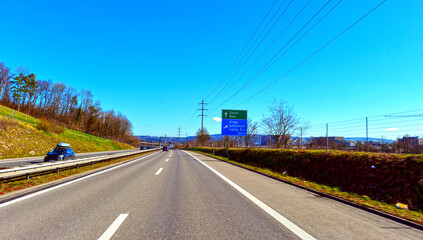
(185, 150, 423, 240)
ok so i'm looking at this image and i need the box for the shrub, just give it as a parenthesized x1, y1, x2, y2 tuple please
(0, 117, 18, 131)
(36, 118, 65, 134)
(191, 147, 423, 210)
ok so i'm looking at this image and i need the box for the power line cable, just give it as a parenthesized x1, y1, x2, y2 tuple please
(209, 0, 293, 104)
(182, 114, 200, 130)
(233, 0, 387, 109)
(185, 118, 201, 135)
(210, 0, 337, 113)
(211, 0, 335, 111)
(233, 0, 337, 97)
(204, 0, 282, 101)
(209, 0, 289, 102)
(309, 108, 423, 128)
(181, 109, 199, 129)
(210, 0, 309, 104)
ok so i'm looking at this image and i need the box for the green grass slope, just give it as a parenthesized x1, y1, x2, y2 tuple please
(0, 104, 135, 159)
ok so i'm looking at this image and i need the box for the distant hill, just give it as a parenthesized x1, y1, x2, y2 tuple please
(301, 137, 395, 143)
(137, 134, 396, 145)
(137, 135, 195, 144)
(344, 137, 395, 143)
(137, 134, 226, 143)
(0, 104, 134, 159)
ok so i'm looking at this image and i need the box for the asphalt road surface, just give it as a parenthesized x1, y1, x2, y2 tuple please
(0, 149, 141, 168)
(0, 150, 422, 239)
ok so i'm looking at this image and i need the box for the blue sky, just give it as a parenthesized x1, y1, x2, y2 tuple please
(1, 0, 422, 138)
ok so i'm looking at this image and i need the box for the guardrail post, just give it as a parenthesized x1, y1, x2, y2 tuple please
(91, 161, 93, 166)
(76, 164, 79, 169)
(56, 168, 59, 174)
(26, 173, 29, 180)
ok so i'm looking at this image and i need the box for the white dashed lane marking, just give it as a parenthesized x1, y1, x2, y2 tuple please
(155, 168, 163, 175)
(98, 214, 129, 240)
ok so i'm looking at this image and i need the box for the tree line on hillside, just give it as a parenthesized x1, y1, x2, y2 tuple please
(0, 62, 138, 145)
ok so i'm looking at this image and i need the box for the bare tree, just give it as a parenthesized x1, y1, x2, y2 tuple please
(261, 98, 301, 148)
(30, 79, 45, 114)
(37, 80, 52, 114)
(59, 87, 78, 122)
(15, 66, 29, 75)
(243, 118, 259, 148)
(1, 78, 11, 103)
(196, 128, 211, 146)
(0, 63, 12, 102)
(49, 83, 66, 118)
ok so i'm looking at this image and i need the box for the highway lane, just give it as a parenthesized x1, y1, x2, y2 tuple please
(0, 150, 296, 239)
(0, 150, 421, 239)
(0, 149, 141, 168)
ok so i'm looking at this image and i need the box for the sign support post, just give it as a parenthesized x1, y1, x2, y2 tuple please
(226, 136, 229, 155)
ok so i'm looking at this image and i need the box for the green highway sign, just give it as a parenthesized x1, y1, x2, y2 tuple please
(222, 109, 247, 120)
(222, 109, 247, 136)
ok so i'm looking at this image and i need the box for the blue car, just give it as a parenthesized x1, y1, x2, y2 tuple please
(44, 143, 75, 162)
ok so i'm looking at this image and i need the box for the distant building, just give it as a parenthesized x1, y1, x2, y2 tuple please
(311, 136, 344, 146)
(256, 135, 294, 147)
(257, 135, 271, 146)
(346, 141, 356, 148)
(399, 136, 423, 146)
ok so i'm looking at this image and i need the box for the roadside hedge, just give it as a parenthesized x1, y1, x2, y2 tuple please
(190, 147, 423, 210)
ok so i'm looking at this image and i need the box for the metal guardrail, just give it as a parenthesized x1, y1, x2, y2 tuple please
(0, 148, 159, 180)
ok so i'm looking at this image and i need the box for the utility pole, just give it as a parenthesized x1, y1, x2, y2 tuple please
(326, 123, 329, 150)
(198, 99, 208, 132)
(381, 136, 384, 153)
(300, 127, 303, 149)
(366, 117, 369, 152)
(226, 136, 229, 155)
(177, 127, 181, 144)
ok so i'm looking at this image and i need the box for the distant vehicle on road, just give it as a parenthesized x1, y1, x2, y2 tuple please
(162, 146, 168, 151)
(140, 146, 147, 150)
(44, 143, 75, 162)
(148, 146, 154, 149)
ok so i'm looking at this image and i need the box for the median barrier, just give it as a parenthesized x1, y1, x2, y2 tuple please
(0, 149, 158, 180)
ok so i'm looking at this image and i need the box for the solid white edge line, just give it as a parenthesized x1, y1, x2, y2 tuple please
(98, 214, 129, 240)
(155, 168, 163, 175)
(0, 151, 161, 209)
(182, 151, 316, 240)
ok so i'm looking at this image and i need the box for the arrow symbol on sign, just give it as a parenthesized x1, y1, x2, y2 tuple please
(223, 125, 228, 129)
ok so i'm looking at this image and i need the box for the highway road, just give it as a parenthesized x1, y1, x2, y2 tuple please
(0, 149, 141, 168)
(0, 150, 422, 239)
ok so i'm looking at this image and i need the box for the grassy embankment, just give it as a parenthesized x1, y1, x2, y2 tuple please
(192, 148, 423, 225)
(0, 104, 134, 159)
